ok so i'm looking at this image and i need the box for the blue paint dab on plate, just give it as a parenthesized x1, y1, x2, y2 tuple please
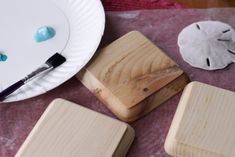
(0, 54, 7, 62)
(34, 26, 56, 43)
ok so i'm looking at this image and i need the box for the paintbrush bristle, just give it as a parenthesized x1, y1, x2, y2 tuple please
(46, 53, 66, 68)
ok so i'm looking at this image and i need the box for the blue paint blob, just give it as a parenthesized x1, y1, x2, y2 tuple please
(34, 26, 56, 43)
(0, 54, 7, 62)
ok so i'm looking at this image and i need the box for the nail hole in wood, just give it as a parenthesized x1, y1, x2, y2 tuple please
(143, 88, 149, 92)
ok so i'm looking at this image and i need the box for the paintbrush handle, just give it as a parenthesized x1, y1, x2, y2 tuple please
(24, 65, 51, 83)
(0, 80, 24, 101)
(0, 53, 66, 102)
(0, 65, 51, 101)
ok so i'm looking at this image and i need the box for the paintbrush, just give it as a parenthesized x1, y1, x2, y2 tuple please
(0, 53, 66, 101)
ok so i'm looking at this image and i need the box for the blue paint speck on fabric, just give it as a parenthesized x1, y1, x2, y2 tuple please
(34, 26, 56, 42)
(0, 54, 7, 62)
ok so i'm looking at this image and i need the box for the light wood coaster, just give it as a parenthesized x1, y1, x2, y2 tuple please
(77, 31, 189, 122)
(15, 99, 135, 157)
(165, 82, 235, 157)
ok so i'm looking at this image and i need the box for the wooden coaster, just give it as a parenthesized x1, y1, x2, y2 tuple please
(165, 82, 235, 157)
(15, 99, 135, 157)
(77, 31, 189, 122)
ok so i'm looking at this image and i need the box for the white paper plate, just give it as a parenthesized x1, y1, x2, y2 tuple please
(0, 0, 105, 102)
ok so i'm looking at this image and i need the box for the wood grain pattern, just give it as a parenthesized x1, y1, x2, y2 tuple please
(15, 99, 135, 157)
(176, 0, 235, 8)
(165, 82, 235, 157)
(77, 31, 189, 122)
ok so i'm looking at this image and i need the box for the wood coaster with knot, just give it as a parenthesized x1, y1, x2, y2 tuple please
(77, 31, 189, 122)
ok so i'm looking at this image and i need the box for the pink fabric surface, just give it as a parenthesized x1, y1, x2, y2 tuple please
(2, 8, 235, 157)
(101, 0, 183, 11)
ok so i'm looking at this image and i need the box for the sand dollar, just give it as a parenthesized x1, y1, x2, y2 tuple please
(178, 21, 235, 70)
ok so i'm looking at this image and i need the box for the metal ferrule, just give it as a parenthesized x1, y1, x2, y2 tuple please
(23, 64, 52, 83)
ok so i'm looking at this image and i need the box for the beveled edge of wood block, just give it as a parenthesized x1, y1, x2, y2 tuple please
(113, 125, 135, 157)
(164, 82, 195, 157)
(78, 67, 189, 122)
(126, 73, 189, 122)
(15, 99, 60, 157)
(164, 82, 226, 157)
(15, 99, 135, 157)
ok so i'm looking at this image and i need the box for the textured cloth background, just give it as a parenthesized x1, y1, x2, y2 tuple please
(102, 0, 183, 11)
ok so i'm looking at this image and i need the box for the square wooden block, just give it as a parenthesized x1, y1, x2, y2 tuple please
(77, 31, 189, 122)
(165, 82, 235, 157)
(15, 99, 134, 157)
